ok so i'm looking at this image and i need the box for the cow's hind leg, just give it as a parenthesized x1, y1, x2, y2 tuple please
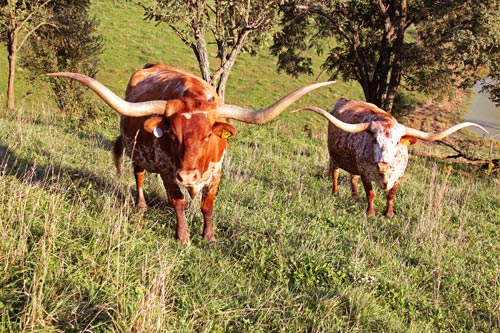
(350, 174, 360, 199)
(112, 135, 124, 176)
(134, 165, 148, 213)
(330, 158, 341, 196)
(361, 176, 376, 216)
(162, 178, 189, 244)
(332, 168, 340, 195)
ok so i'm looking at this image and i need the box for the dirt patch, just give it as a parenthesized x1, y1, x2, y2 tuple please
(401, 89, 497, 165)
(403, 89, 467, 133)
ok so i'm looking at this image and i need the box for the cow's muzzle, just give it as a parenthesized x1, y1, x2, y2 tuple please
(176, 169, 201, 186)
(377, 162, 389, 174)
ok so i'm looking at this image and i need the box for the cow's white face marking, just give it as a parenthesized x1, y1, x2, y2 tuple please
(371, 122, 406, 166)
(181, 110, 208, 120)
(187, 152, 224, 198)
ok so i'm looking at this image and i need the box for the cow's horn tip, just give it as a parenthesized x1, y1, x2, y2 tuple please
(47, 72, 66, 77)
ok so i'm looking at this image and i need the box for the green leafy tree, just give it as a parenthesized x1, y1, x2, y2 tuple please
(21, 0, 103, 114)
(141, 0, 281, 102)
(271, 0, 500, 112)
(0, 0, 53, 109)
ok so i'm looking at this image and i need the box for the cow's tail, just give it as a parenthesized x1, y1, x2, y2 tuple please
(113, 135, 124, 176)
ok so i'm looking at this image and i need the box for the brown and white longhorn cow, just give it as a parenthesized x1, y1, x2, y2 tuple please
(49, 63, 334, 243)
(293, 98, 487, 217)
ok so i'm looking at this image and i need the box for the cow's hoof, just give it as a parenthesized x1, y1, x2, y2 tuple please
(384, 211, 394, 218)
(204, 232, 216, 243)
(137, 205, 147, 215)
(178, 232, 190, 245)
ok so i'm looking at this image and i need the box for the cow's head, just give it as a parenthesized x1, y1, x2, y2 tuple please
(359, 119, 417, 188)
(143, 98, 236, 186)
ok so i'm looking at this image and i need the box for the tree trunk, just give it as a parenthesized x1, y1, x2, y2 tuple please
(382, 0, 407, 113)
(363, 84, 382, 107)
(216, 61, 235, 103)
(7, 50, 16, 110)
(194, 32, 212, 84)
(6, 19, 18, 110)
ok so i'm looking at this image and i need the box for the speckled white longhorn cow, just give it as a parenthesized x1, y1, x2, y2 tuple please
(293, 98, 487, 217)
(49, 63, 334, 243)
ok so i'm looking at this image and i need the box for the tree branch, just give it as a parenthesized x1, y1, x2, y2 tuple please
(17, 0, 52, 32)
(17, 21, 57, 52)
(437, 140, 482, 161)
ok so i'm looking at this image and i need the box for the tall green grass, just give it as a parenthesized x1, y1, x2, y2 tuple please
(0, 0, 499, 332)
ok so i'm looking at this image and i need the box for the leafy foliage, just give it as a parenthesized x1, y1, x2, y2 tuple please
(0, 0, 54, 109)
(21, 0, 103, 116)
(272, 0, 500, 112)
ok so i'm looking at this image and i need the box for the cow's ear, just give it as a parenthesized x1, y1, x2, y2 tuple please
(144, 116, 165, 138)
(212, 122, 237, 139)
(400, 136, 417, 146)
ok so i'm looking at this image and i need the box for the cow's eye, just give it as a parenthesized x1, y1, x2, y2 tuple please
(204, 133, 213, 142)
(165, 129, 177, 140)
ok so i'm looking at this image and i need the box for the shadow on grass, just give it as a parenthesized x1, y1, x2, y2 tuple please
(0, 142, 178, 231)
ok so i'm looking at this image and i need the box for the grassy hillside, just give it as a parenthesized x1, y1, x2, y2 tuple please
(0, 1, 499, 332)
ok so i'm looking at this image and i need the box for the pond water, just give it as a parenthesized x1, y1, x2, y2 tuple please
(463, 80, 500, 141)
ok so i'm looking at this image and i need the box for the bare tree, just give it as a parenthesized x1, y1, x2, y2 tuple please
(141, 0, 281, 102)
(0, 0, 54, 109)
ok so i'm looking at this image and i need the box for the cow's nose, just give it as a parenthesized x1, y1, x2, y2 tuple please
(176, 170, 200, 185)
(377, 162, 389, 173)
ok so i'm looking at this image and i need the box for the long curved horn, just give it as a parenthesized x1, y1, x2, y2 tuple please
(291, 106, 370, 133)
(216, 81, 336, 124)
(48, 72, 168, 117)
(404, 122, 488, 141)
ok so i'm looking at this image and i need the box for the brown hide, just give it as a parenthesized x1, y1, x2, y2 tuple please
(116, 64, 235, 243)
(125, 64, 220, 103)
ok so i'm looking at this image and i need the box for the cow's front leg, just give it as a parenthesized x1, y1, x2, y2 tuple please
(200, 173, 222, 242)
(361, 176, 376, 216)
(384, 183, 400, 218)
(134, 165, 147, 213)
(162, 178, 189, 244)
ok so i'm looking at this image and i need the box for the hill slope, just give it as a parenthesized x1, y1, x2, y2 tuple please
(0, 1, 498, 332)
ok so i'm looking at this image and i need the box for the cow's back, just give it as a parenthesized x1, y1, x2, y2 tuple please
(125, 63, 220, 104)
